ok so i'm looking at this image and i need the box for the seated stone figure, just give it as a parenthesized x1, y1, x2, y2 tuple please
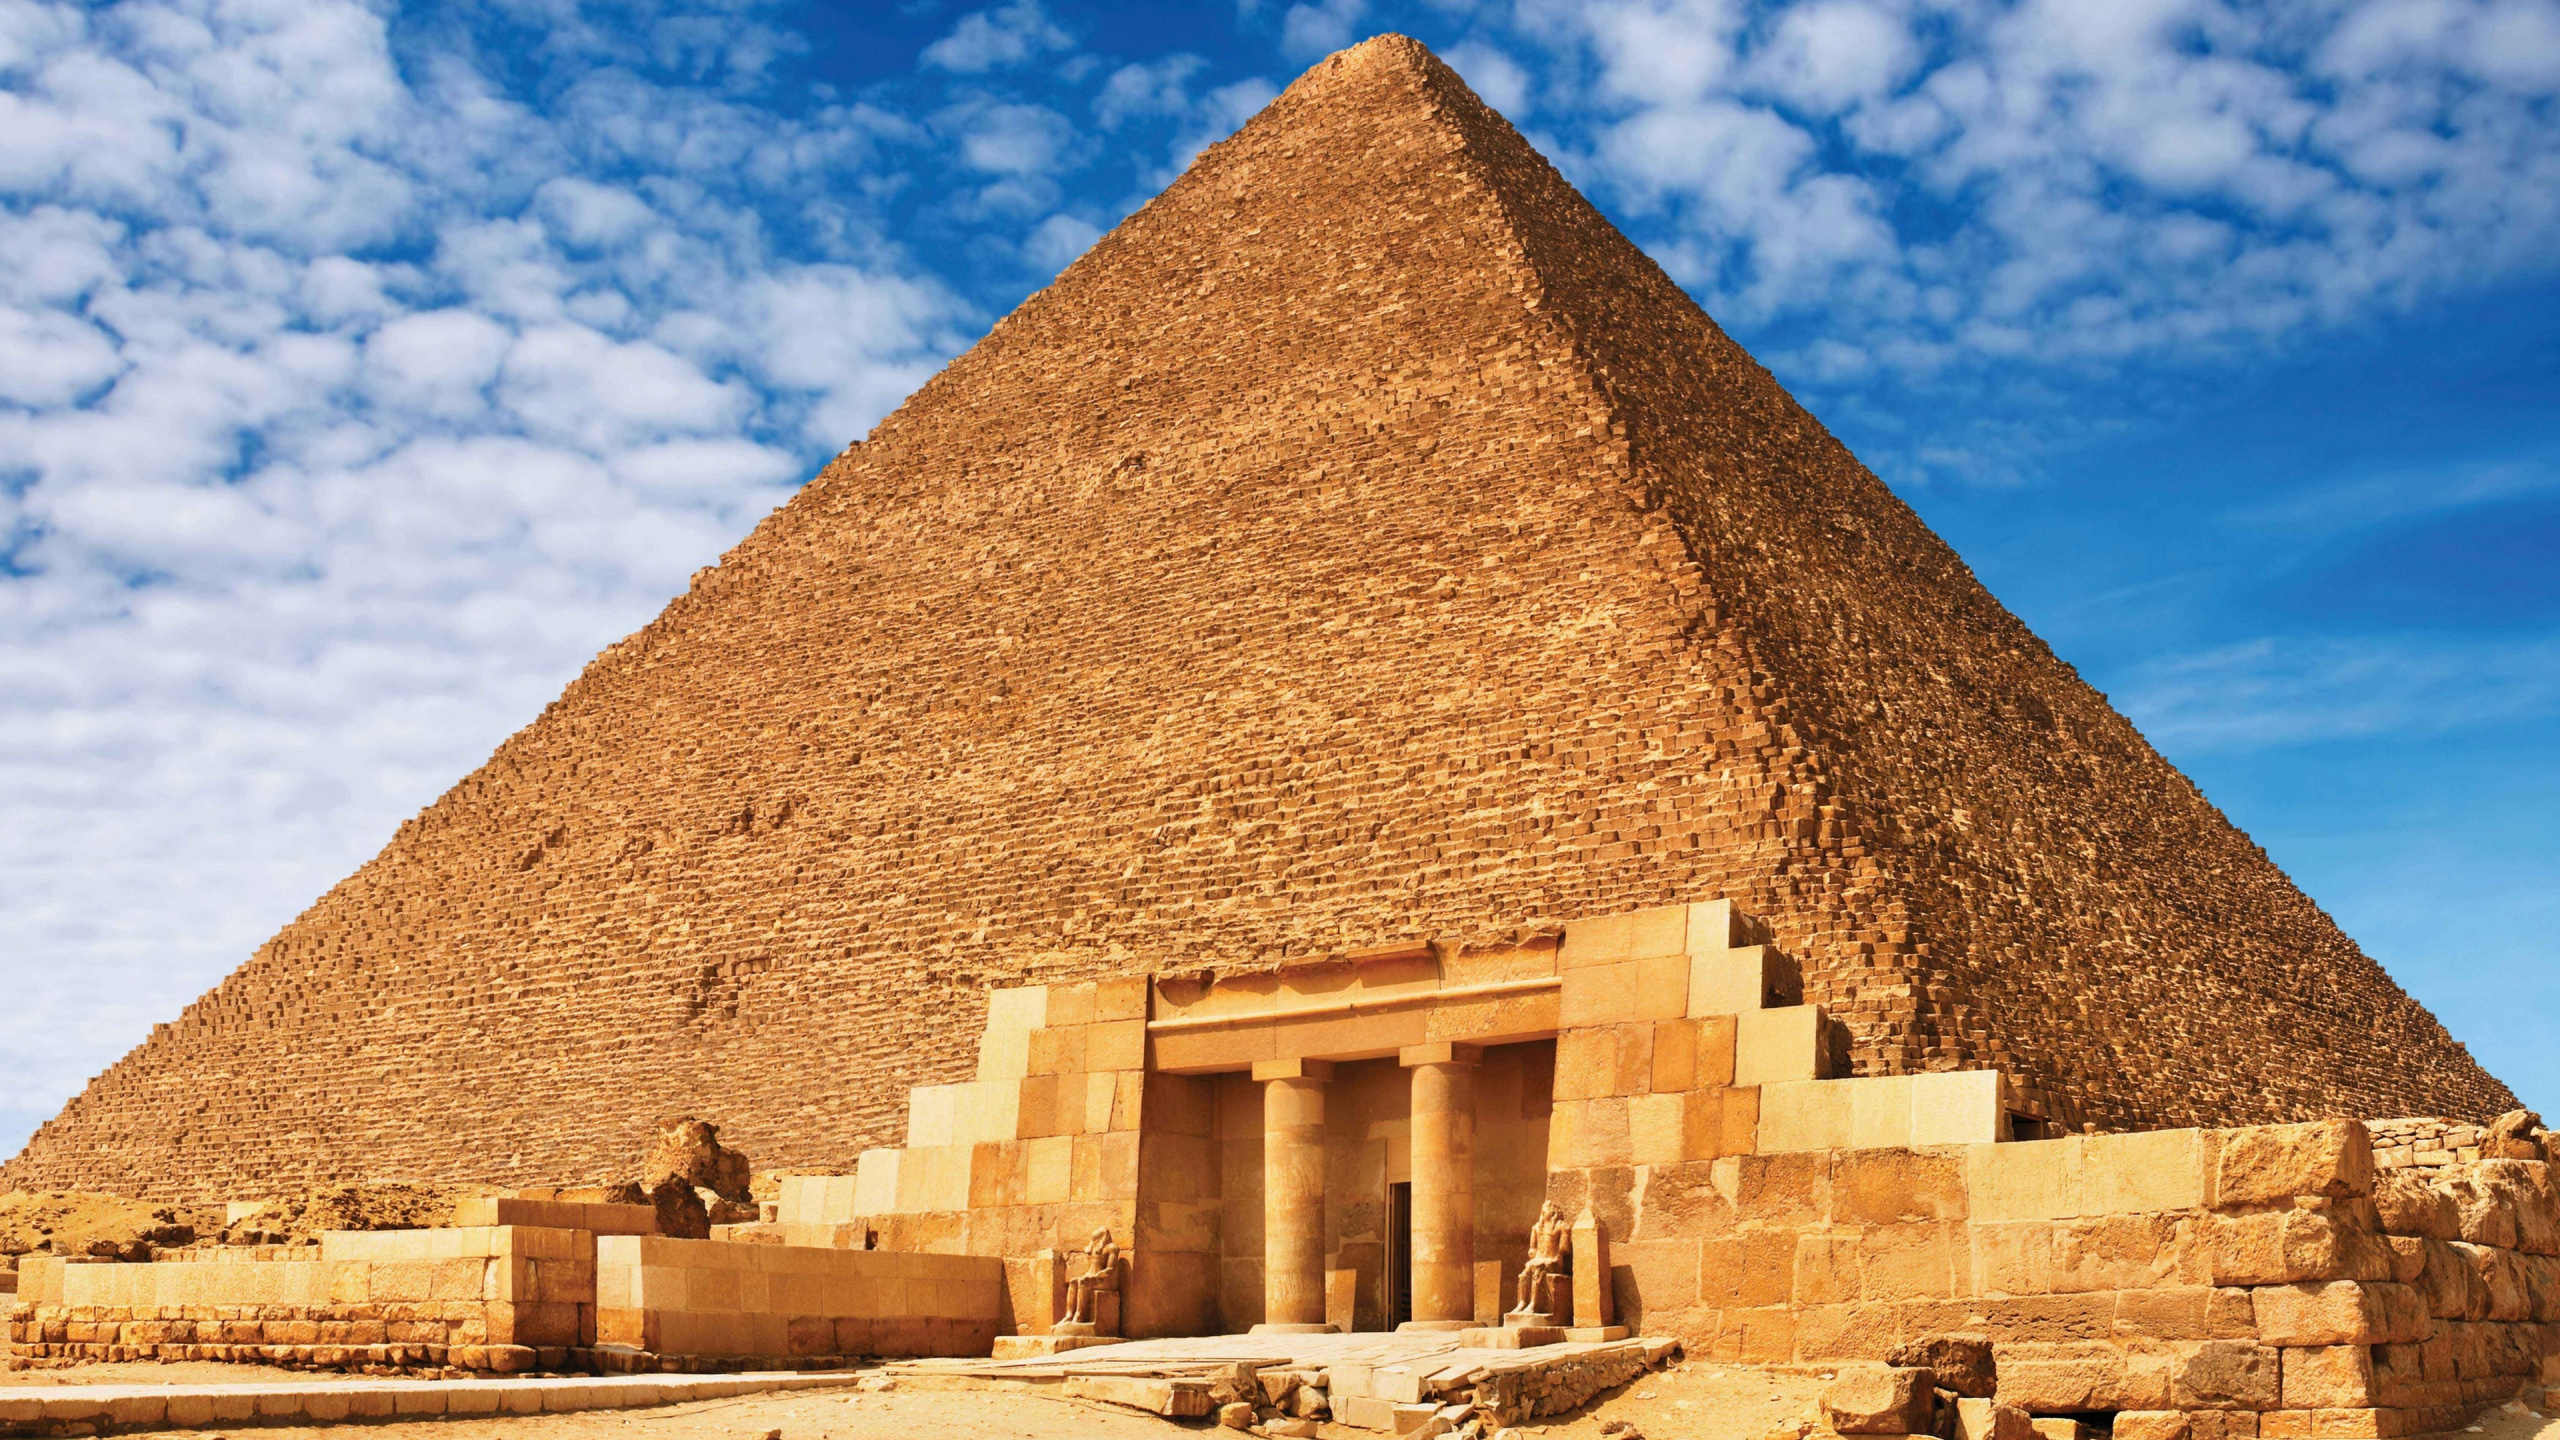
(1053, 1227, 1122, 1336)
(1506, 1201, 1571, 1326)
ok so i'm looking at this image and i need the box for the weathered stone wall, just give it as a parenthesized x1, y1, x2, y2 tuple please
(2, 36, 2510, 1198)
(8, 1225, 594, 1372)
(1571, 1119, 2560, 1436)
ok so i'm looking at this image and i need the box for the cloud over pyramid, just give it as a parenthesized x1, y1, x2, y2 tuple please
(7, 36, 2511, 1197)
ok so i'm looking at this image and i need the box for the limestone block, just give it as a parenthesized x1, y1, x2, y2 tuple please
(1996, 1343, 2130, 1412)
(1554, 1028, 1615, 1102)
(853, 1150, 901, 1217)
(1824, 1363, 1935, 1433)
(2083, 1130, 2211, 1215)
(1850, 1075, 1919, 1151)
(1088, 1019, 1147, 1073)
(1755, 1080, 1850, 1153)
(954, 1081, 1024, 1146)
(1549, 1096, 1633, 1169)
(2253, 1282, 2430, 1346)
(2209, 1210, 2393, 1286)
(1689, 944, 1799, 1017)
(1957, 1398, 2039, 1440)
(2114, 1414, 2191, 1440)
(2115, 1287, 2214, 1340)
(2372, 1172, 2461, 1240)
(1561, 904, 1690, 967)
(1892, 1334, 1997, 1397)
(976, 986, 1048, 1081)
(1094, 976, 1148, 1023)
(906, 1086, 961, 1149)
(1696, 1014, 1739, 1088)
(1725, 1085, 1762, 1154)
(1560, 962, 1638, 1027)
(1686, 899, 1762, 954)
(1652, 1018, 1698, 1092)
(1030, 1025, 1088, 1077)
(1630, 1090, 1726, 1165)
(2174, 1340, 2283, 1410)
(2280, 1347, 2375, 1409)
(1912, 1071, 2005, 1148)
(1610, 1022, 1658, 1096)
(1046, 983, 1098, 1028)
(1736, 1006, 1828, 1086)
(1969, 1138, 2085, 1223)
(2215, 1122, 2375, 1209)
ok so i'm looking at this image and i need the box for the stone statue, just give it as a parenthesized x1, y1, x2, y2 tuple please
(1054, 1227, 1122, 1335)
(1506, 1201, 1572, 1325)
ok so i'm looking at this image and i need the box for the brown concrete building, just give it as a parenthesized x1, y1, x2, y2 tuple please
(1, 34, 2513, 1203)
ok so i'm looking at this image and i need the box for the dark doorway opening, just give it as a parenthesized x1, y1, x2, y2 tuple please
(1386, 1181, 1412, 1328)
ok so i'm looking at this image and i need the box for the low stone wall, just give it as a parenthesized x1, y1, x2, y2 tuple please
(1562, 1119, 2560, 1436)
(7, 1226, 595, 1372)
(2366, 1118, 2486, 1171)
(593, 1235, 1003, 1364)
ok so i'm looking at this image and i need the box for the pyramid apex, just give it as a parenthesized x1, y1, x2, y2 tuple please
(1289, 32, 1463, 99)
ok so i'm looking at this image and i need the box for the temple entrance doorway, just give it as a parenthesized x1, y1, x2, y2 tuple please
(1385, 1181, 1413, 1327)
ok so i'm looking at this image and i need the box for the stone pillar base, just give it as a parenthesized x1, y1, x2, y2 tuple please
(1248, 1322, 1338, 1335)
(1395, 1319, 1476, 1332)
(991, 1334, 1123, 1359)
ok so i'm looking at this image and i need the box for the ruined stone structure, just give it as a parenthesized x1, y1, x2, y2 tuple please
(2, 35, 2512, 1209)
(16, 902, 2557, 1440)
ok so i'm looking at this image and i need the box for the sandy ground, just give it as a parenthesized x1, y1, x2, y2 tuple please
(0, 1357, 2549, 1440)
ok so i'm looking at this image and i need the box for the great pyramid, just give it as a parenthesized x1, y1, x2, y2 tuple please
(6, 36, 2512, 1199)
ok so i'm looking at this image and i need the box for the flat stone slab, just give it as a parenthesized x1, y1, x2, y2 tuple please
(0, 1369, 866, 1434)
(889, 1329, 1680, 1397)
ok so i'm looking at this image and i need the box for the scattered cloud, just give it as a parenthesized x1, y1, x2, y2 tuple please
(921, 1, 1075, 74)
(1505, 0, 2560, 394)
(2119, 634, 2560, 751)
(0, 0, 976, 1128)
(1281, 0, 1371, 62)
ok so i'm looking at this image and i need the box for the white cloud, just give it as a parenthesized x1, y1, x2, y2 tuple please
(1280, 0, 1368, 62)
(1521, 0, 2560, 404)
(1096, 54, 1205, 129)
(921, 1, 1073, 74)
(2120, 635, 2560, 751)
(950, 100, 1077, 175)
(0, 0, 975, 1144)
(1749, 1, 1916, 115)
(1444, 40, 1531, 115)
(1024, 211, 1102, 269)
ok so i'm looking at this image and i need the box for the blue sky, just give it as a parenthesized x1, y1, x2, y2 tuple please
(2, 0, 2555, 1158)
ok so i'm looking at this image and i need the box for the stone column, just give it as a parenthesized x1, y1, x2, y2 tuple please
(1252, 1057, 1335, 1333)
(1400, 1042, 1480, 1330)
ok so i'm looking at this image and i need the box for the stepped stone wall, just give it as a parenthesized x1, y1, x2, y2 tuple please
(1, 36, 2513, 1200)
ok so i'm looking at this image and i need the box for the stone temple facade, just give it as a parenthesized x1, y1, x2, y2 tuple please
(6, 38, 2550, 1440)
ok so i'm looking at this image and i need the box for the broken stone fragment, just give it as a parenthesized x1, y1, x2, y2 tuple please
(1889, 1335, 1996, 1398)
(642, 1116, 753, 1203)
(649, 1177, 710, 1239)
(2483, 1110, 2547, 1162)
(1823, 1364, 1935, 1435)
(1952, 1397, 2035, 1440)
